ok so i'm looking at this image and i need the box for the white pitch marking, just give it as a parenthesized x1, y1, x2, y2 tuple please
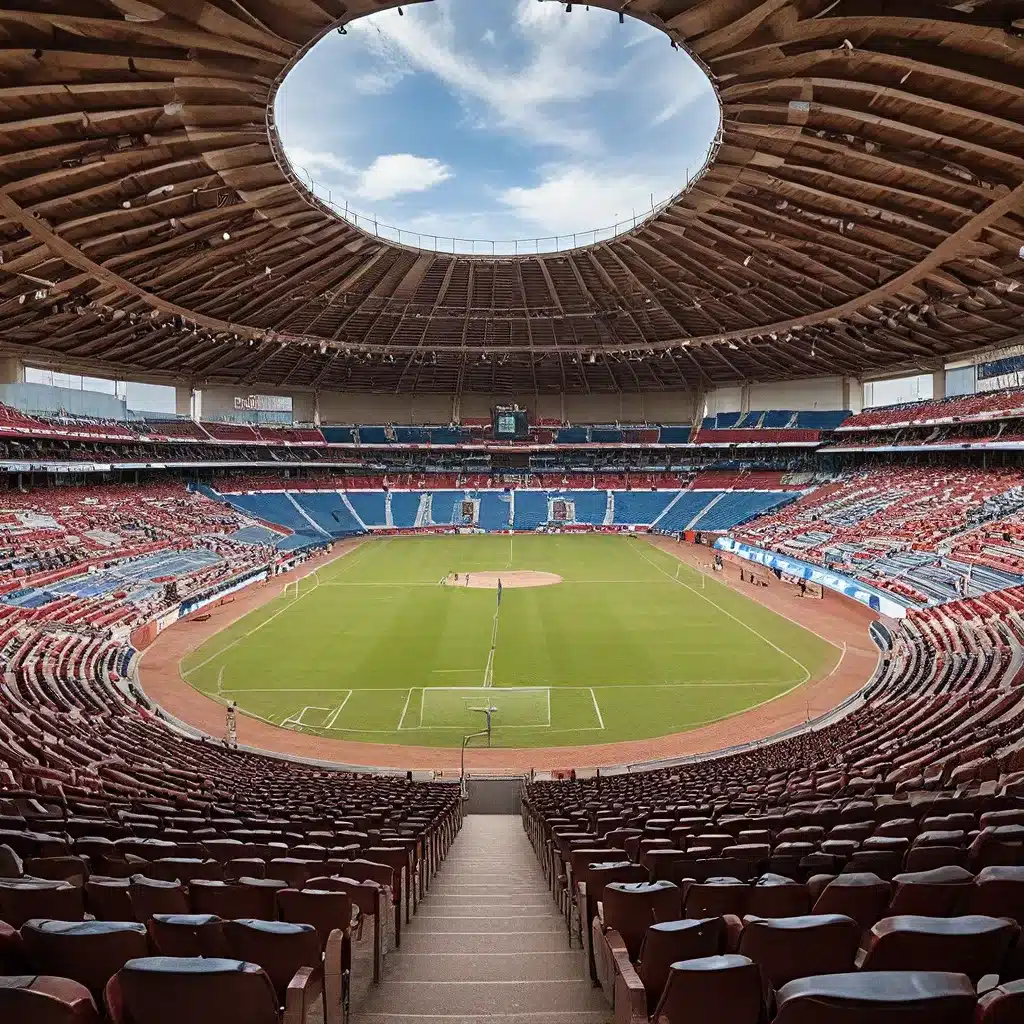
(588, 687, 605, 730)
(324, 691, 353, 729)
(396, 687, 415, 730)
(630, 543, 812, 684)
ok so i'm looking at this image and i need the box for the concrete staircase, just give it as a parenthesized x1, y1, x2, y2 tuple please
(354, 815, 605, 1024)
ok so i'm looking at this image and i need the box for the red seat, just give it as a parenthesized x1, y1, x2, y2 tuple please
(811, 872, 892, 937)
(861, 915, 1019, 982)
(602, 881, 681, 961)
(976, 979, 1024, 1024)
(0, 975, 101, 1024)
(21, 919, 150, 1004)
(104, 956, 294, 1024)
(774, 971, 976, 1023)
(636, 918, 730, 1013)
(0, 878, 85, 927)
(887, 866, 974, 917)
(128, 877, 188, 922)
(189, 879, 278, 920)
(651, 953, 764, 1024)
(146, 914, 229, 958)
(738, 914, 859, 994)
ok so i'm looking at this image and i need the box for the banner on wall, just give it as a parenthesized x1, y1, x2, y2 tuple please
(233, 394, 292, 413)
(714, 537, 908, 618)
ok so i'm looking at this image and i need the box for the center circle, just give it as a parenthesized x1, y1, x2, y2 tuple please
(273, 0, 721, 253)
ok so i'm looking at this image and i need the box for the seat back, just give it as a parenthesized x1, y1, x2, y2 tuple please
(146, 914, 229, 958)
(277, 888, 352, 949)
(636, 918, 724, 1013)
(652, 954, 764, 1024)
(128, 877, 188, 922)
(602, 881, 681, 961)
(0, 974, 100, 1024)
(189, 880, 277, 920)
(888, 866, 974, 917)
(684, 878, 748, 919)
(862, 915, 1019, 982)
(738, 914, 859, 992)
(106, 956, 280, 1024)
(976, 979, 1024, 1024)
(810, 873, 891, 934)
(21, 920, 150, 1003)
(84, 878, 133, 922)
(0, 878, 85, 928)
(223, 919, 322, 1004)
(773, 970, 976, 1024)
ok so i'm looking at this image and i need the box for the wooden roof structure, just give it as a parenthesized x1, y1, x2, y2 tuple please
(0, 0, 1022, 396)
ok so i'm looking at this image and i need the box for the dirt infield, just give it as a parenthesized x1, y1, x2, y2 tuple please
(139, 535, 880, 773)
(452, 570, 562, 589)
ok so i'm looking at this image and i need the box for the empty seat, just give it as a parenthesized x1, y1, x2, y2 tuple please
(84, 878, 133, 922)
(738, 914, 860, 993)
(811, 872, 892, 936)
(747, 874, 810, 918)
(104, 956, 290, 1024)
(146, 914, 229, 958)
(189, 879, 278, 920)
(0, 975, 101, 1024)
(976, 979, 1024, 1024)
(223, 920, 332, 1023)
(128, 877, 188, 922)
(0, 878, 85, 927)
(636, 918, 729, 1014)
(21, 919, 150, 1003)
(651, 954, 764, 1024)
(684, 878, 748, 919)
(774, 971, 976, 1023)
(888, 866, 975, 917)
(861, 915, 1019, 982)
(960, 866, 1024, 926)
(602, 881, 681, 961)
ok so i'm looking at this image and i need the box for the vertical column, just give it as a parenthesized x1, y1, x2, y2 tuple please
(843, 376, 864, 414)
(931, 367, 946, 402)
(0, 355, 24, 386)
(174, 384, 196, 419)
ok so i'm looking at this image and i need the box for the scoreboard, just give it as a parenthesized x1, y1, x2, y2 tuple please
(492, 406, 529, 440)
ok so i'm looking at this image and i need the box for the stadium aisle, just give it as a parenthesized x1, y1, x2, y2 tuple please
(353, 815, 605, 1024)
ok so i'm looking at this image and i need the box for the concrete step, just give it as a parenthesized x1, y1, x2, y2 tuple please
(401, 929, 571, 956)
(361, 980, 602, 1015)
(389, 952, 583, 983)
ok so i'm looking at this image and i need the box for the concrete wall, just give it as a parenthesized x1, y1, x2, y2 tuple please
(706, 376, 862, 416)
(319, 391, 697, 424)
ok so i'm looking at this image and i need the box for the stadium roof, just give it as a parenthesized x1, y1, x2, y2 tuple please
(0, 0, 1022, 396)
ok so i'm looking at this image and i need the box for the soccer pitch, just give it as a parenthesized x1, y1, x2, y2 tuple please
(180, 534, 836, 748)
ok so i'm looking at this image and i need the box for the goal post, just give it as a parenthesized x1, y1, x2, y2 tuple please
(283, 570, 319, 600)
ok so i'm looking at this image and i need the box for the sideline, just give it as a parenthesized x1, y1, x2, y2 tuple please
(630, 541, 815, 683)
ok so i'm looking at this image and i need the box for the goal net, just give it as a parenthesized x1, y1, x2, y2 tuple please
(283, 571, 319, 600)
(418, 686, 550, 730)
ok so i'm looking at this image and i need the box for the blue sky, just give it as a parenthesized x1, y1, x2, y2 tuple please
(275, 0, 720, 249)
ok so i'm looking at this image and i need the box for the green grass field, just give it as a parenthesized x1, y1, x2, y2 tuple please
(180, 534, 836, 748)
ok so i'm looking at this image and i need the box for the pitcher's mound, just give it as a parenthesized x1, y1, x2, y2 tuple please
(449, 570, 562, 589)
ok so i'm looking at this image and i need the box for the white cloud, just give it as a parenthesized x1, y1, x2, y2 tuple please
(499, 165, 673, 235)
(285, 146, 357, 181)
(352, 68, 408, 95)
(481, 28, 496, 45)
(355, 154, 453, 201)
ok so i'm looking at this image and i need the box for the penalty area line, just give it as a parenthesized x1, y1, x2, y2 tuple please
(588, 687, 605, 730)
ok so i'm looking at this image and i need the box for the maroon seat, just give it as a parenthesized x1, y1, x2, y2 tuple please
(888, 866, 975, 917)
(189, 879, 278, 920)
(21, 919, 150, 1003)
(104, 956, 289, 1024)
(307, 875, 385, 983)
(636, 918, 730, 1013)
(811, 872, 892, 936)
(774, 971, 976, 1023)
(960, 866, 1024, 926)
(861, 915, 1019, 982)
(25, 856, 90, 885)
(0, 975, 101, 1024)
(602, 880, 681, 961)
(85, 878, 133, 921)
(146, 914, 229, 958)
(0, 878, 85, 927)
(746, 874, 810, 918)
(738, 914, 859, 993)
(144, 859, 223, 884)
(651, 953, 764, 1024)
(976, 979, 1024, 1024)
(223, 920, 329, 1021)
(684, 878, 748, 919)
(128, 876, 188, 922)
(276, 888, 352, 949)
